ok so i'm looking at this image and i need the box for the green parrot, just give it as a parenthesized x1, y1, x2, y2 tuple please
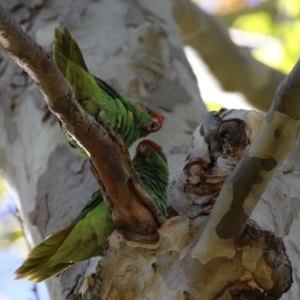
(54, 28, 163, 155)
(14, 139, 169, 282)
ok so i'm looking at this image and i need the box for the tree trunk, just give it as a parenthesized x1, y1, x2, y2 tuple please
(1, 1, 300, 300)
(0, 0, 205, 299)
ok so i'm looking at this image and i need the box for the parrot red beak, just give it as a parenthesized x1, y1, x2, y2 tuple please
(135, 103, 164, 133)
(145, 111, 164, 133)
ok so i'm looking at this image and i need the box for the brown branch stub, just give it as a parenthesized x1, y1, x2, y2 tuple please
(169, 109, 264, 217)
(112, 132, 166, 224)
(0, 4, 160, 240)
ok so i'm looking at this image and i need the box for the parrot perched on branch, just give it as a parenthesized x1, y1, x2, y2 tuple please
(14, 140, 169, 282)
(53, 28, 163, 155)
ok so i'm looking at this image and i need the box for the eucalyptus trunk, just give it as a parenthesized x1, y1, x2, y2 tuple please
(0, 0, 204, 299)
(0, 1, 300, 300)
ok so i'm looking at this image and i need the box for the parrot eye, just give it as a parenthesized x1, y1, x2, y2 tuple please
(144, 119, 162, 133)
(150, 120, 161, 132)
(149, 111, 163, 132)
(140, 142, 151, 154)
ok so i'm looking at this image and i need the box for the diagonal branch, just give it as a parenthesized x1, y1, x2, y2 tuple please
(192, 58, 300, 263)
(172, 0, 286, 111)
(0, 4, 162, 242)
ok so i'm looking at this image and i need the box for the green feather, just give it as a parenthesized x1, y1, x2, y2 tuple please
(14, 140, 169, 282)
(133, 140, 169, 216)
(53, 28, 163, 155)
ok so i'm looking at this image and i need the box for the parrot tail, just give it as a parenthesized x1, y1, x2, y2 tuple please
(14, 227, 73, 282)
(53, 27, 88, 77)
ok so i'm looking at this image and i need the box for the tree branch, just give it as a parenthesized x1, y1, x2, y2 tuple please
(172, 0, 286, 111)
(0, 4, 162, 241)
(192, 58, 300, 263)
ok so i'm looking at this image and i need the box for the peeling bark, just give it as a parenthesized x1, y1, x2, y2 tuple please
(169, 106, 297, 298)
(1, 1, 300, 299)
(0, 0, 205, 298)
(0, 1, 165, 243)
(192, 60, 300, 265)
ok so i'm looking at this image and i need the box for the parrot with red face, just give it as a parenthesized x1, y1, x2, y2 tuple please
(14, 140, 169, 282)
(53, 28, 163, 155)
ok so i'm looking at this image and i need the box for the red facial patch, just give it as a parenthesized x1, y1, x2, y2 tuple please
(151, 111, 164, 128)
(136, 103, 148, 112)
(136, 103, 163, 132)
(137, 139, 160, 151)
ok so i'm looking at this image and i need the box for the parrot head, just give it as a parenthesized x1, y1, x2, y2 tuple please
(136, 103, 164, 133)
(136, 139, 168, 167)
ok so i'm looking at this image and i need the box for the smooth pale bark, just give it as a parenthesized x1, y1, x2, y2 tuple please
(1, 1, 300, 299)
(0, 0, 205, 299)
(0, 3, 166, 242)
(194, 61, 300, 262)
(99, 108, 291, 300)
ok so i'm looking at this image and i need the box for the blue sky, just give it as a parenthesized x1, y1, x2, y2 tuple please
(0, 194, 49, 300)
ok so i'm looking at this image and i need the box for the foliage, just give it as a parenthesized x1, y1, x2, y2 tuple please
(195, 0, 300, 73)
(232, 0, 300, 73)
(0, 175, 23, 247)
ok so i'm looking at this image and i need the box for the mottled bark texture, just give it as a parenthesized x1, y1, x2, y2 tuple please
(191, 60, 300, 264)
(1, 0, 300, 299)
(0, 0, 205, 299)
(0, 0, 165, 242)
(172, 0, 286, 112)
(118, 108, 291, 300)
(170, 104, 300, 297)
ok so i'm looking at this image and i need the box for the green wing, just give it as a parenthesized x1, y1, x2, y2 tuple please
(54, 27, 88, 76)
(133, 140, 169, 216)
(15, 140, 169, 282)
(53, 28, 156, 154)
(14, 190, 115, 282)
